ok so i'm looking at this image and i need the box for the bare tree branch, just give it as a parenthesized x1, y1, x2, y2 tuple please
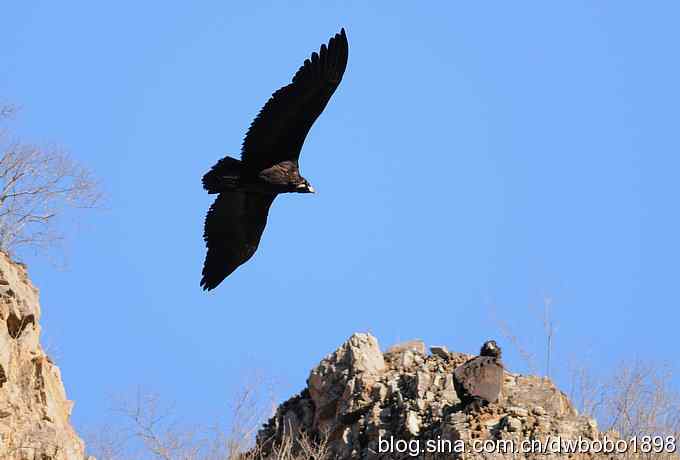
(0, 103, 103, 256)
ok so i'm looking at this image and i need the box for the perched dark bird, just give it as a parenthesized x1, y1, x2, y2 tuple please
(200, 29, 349, 291)
(453, 340, 504, 409)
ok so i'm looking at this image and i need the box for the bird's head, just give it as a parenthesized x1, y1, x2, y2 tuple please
(480, 340, 502, 358)
(294, 180, 316, 194)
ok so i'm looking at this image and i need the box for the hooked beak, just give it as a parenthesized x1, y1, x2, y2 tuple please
(295, 183, 316, 193)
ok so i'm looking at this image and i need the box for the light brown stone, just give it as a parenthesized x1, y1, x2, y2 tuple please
(0, 252, 86, 459)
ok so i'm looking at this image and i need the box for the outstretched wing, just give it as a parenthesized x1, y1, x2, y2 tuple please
(201, 192, 276, 290)
(454, 357, 504, 403)
(240, 28, 349, 173)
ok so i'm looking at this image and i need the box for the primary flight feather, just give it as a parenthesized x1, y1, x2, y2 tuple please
(201, 28, 349, 291)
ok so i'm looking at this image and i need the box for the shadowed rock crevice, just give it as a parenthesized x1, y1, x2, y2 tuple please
(6, 311, 35, 339)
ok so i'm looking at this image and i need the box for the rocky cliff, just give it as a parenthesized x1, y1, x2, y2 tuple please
(0, 252, 86, 459)
(256, 333, 601, 459)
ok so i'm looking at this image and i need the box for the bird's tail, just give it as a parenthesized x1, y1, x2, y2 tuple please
(202, 156, 241, 194)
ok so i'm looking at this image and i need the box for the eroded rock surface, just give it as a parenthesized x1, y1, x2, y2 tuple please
(0, 252, 86, 459)
(257, 333, 600, 459)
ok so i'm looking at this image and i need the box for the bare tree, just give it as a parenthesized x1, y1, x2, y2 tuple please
(87, 375, 279, 460)
(491, 296, 679, 449)
(600, 361, 680, 439)
(568, 359, 606, 418)
(488, 301, 538, 375)
(0, 103, 102, 255)
(540, 296, 557, 379)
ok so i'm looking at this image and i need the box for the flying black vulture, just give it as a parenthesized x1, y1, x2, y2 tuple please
(200, 29, 349, 291)
(453, 340, 504, 409)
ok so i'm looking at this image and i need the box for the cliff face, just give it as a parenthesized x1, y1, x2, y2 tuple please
(0, 253, 86, 460)
(257, 333, 600, 460)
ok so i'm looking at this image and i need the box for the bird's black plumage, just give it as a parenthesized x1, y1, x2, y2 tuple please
(200, 29, 349, 291)
(453, 340, 504, 408)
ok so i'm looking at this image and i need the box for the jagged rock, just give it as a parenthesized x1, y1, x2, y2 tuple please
(429, 346, 449, 359)
(386, 339, 426, 356)
(306, 333, 385, 432)
(502, 415, 523, 432)
(256, 333, 604, 459)
(405, 410, 420, 435)
(0, 252, 86, 459)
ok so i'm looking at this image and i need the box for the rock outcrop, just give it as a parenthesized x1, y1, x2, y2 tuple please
(256, 333, 601, 459)
(0, 252, 86, 459)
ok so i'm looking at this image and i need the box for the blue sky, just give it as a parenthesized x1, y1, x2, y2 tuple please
(2, 1, 678, 432)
